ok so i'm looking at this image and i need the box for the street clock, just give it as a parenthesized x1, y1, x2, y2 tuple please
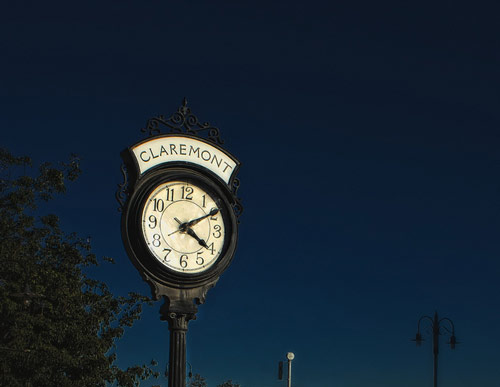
(116, 99, 242, 387)
(117, 100, 241, 296)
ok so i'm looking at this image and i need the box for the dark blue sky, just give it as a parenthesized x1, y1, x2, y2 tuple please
(2, 1, 500, 386)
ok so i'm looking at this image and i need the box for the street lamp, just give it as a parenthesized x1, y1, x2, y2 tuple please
(412, 311, 458, 387)
(278, 352, 295, 387)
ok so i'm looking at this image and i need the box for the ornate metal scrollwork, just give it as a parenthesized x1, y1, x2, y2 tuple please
(115, 163, 128, 212)
(231, 178, 243, 218)
(141, 98, 224, 145)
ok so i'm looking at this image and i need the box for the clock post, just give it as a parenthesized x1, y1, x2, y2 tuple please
(117, 99, 242, 387)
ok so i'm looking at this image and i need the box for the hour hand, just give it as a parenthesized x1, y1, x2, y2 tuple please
(185, 227, 208, 248)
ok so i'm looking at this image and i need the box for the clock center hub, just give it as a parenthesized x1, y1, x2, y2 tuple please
(160, 200, 211, 254)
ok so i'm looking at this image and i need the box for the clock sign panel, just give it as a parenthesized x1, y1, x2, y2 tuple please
(141, 180, 226, 273)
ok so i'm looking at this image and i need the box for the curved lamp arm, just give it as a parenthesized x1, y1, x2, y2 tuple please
(413, 315, 434, 346)
(417, 315, 434, 332)
(439, 317, 458, 349)
(438, 317, 455, 333)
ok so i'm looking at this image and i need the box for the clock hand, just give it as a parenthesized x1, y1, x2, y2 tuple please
(185, 227, 208, 248)
(185, 208, 219, 227)
(167, 217, 184, 236)
(167, 210, 217, 239)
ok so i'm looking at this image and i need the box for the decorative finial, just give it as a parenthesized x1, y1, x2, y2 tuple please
(140, 98, 224, 144)
(181, 97, 188, 114)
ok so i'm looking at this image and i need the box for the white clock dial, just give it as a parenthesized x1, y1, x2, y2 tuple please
(141, 180, 226, 273)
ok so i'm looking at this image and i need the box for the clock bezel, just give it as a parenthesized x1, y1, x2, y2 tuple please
(122, 165, 238, 289)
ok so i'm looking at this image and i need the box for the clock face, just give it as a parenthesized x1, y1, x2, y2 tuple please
(141, 180, 226, 274)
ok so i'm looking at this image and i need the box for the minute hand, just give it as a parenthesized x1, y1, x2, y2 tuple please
(186, 208, 219, 227)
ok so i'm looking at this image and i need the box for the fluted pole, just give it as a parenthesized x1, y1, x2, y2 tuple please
(166, 312, 195, 387)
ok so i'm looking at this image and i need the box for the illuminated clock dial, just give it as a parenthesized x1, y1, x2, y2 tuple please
(141, 180, 226, 273)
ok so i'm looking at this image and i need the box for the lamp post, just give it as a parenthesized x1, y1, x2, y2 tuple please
(278, 353, 295, 387)
(412, 311, 458, 387)
(286, 352, 294, 387)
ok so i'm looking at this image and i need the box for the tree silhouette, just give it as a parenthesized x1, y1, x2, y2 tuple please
(0, 149, 158, 386)
(217, 380, 241, 387)
(188, 373, 208, 387)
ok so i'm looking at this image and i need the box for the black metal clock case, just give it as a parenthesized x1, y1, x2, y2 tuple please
(121, 160, 239, 299)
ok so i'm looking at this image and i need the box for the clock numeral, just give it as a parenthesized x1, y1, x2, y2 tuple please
(213, 224, 222, 238)
(207, 242, 215, 255)
(163, 248, 171, 262)
(181, 186, 193, 200)
(180, 254, 188, 268)
(148, 215, 157, 229)
(196, 252, 204, 265)
(165, 188, 174, 201)
(153, 198, 164, 212)
(152, 234, 161, 247)
(202, 194, 206, 208)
